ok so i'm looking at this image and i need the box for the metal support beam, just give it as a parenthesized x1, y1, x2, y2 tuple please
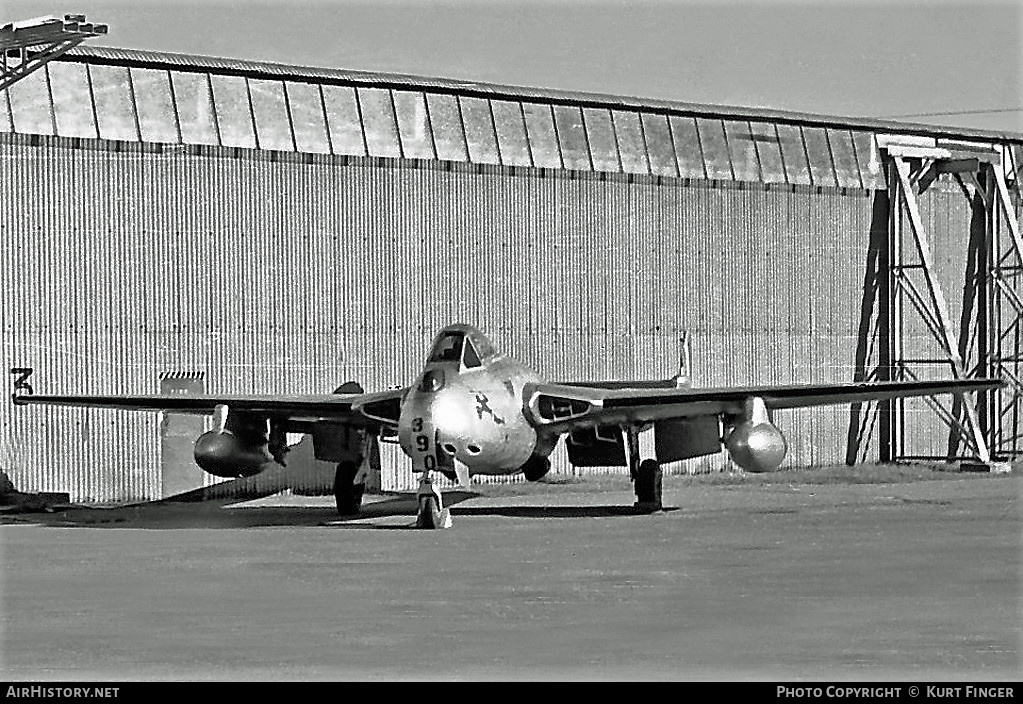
(882, 160, 904, 462)
(992, 168, 1023, 267)
(988, 164, 1023, 459)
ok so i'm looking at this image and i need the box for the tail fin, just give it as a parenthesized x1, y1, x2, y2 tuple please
(673, 333, 692, 389)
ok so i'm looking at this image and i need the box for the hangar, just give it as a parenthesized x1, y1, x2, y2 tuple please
(1, 16, 1021, 502)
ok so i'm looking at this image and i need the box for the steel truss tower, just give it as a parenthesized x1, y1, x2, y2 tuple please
(881, 136, 1022, 467)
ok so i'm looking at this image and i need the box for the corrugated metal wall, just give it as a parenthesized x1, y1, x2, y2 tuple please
(0, 134, 993, 501)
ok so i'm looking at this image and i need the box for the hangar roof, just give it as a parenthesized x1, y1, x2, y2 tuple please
(2, 45, 1020, 190)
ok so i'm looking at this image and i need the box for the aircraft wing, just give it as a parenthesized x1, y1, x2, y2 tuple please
(10, 371, 407, 427)
(527, 378, 1005, 433)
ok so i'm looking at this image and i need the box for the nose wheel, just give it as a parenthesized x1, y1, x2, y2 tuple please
(415, 473, 452, 529)
(416, 494, 451, 529)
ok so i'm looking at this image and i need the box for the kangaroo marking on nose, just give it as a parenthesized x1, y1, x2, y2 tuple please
(474, 392, 506, 425)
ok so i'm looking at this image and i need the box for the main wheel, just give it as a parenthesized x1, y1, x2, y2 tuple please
(634, 459, 662, 510)
(416, 494, 445, 529)
(522, 455, 552, 482)
(334, 460, 365, 517)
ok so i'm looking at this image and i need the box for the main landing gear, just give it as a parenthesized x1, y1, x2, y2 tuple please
(634, 459, 662, 510)
(334, 460, 365, 517)
(627, 427, 662, 512)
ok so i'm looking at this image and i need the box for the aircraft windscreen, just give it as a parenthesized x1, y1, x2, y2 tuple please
(462, 339, 482, 368)
(428, 332, 464, 363)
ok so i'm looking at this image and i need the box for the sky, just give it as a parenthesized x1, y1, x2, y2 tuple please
(3, 0, 1022, 133)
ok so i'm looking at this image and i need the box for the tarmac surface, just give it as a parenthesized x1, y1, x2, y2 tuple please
(0, 467, 1019, 681)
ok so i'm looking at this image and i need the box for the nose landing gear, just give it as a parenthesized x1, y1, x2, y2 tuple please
(407, 419, 459, 528)
(415, 474, 452, 529)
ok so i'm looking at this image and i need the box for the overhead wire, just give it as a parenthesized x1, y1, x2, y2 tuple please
(879, 107, 1023, 119)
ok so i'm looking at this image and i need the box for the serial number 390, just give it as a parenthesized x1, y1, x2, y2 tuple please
(411, 417, 436, 470)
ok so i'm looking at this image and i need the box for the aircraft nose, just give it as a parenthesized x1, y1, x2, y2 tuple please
(430, 389, 474, 440)
(400, 387, 475, 470)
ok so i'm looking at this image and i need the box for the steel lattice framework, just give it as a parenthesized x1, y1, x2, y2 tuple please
(881, 137, 1022, 466)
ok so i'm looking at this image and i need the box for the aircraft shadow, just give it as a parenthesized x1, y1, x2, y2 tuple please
(1, 492, 676, 529)
(0, 491, 479, 530)
(449, 505, 678, 519)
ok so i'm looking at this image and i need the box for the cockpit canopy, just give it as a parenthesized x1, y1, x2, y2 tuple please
(426, 325, 496, 369)
(429, 332, 465, 363)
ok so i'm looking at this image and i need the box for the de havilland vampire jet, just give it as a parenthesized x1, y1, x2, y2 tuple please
(10, 324, 1005, 528)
